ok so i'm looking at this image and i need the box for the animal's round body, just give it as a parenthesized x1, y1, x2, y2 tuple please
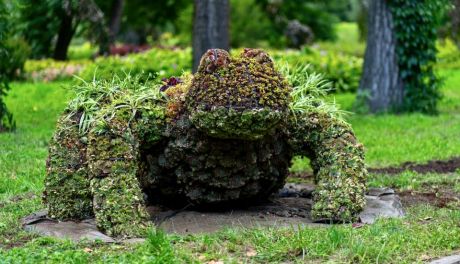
(139, 115, 292, 207)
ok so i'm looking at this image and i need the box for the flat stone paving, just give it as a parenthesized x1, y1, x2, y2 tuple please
(429, 254, 460, 264)
(22, 184, 405, 243)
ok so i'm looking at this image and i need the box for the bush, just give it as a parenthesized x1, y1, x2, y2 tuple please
(24, 59, 90, 82)
(270, 48, 363, 93)
(80, 48, 192, 81)
(2, 37, 31, 79)
(437, 38, 460, 69)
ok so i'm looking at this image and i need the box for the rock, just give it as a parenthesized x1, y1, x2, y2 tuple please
(429, 254, 460, 264)
(22, 185, 405, 242)
(359, 188, 405, 224)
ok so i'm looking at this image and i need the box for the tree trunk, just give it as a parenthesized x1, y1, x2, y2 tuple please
(450, 0, 460, 49)
(358, 0, 403, 113)
(108, 0, 124, 44)
(192, 0, 230, 72)
(53, 13, 76, 61)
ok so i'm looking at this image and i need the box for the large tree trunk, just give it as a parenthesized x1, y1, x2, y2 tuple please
(358, 0, 403, 112)
(108, 0, 124, 44)
(192, 0, 230, 72)
(53, 13, 76, 61)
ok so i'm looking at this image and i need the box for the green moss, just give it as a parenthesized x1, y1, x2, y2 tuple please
(287, 110, 367, 222)
(44, 113, 93, 220)
(190, 107, 284, 140)
(187, 48, 291, 139)
(44, 75, 165, 237)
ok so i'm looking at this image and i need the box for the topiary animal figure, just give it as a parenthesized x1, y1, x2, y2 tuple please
(43, 49, 367, 238)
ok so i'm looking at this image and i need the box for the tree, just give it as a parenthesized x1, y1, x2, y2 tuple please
(0, 1, 16, 131)
(54, 0, 107, 60)
(192, 0, 230, 72)
(358, 0, 403, 112)
(359, 0, 449, 114)
(108, 0, 124, 45)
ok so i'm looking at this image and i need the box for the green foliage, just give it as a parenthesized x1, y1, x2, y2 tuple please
(388, 0, 451, 114)
(0, 1, 16, 131)
(17, 0, 61, 58)
(271, 48, 363, 93)
(2, 69, 460, 261)
(45, 74, 166, 237)
(281, 64, 342, 118)
(437, 38, 460, 69)
(2, 37, 31, 78)
(256, 0, 341, 45)
(187, 49, 291, 140)
(230, 0, 273, 48)
(80, 48, 192, 81)
(24, 59, 89, 81)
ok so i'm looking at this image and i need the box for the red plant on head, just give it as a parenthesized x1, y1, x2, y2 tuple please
(160, 77, 182, 91)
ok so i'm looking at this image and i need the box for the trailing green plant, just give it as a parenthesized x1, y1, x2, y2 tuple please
(388, 0, 451, 114)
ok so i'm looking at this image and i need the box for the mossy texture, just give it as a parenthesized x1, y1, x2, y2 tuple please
(44, 77, 165, 238)
(139, 115, 292, 206)
(44, 112, 93, 220)
(287, 110, 367, 222)
(44, 49, 367, 238)
(187, 49, 291, 139)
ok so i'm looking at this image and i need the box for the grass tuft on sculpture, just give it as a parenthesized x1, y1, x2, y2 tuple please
(43, 48, 367, 238)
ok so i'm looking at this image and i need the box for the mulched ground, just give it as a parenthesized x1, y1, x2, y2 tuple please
(398, 190, 459, 208)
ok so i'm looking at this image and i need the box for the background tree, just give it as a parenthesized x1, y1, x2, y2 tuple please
(18, 0, 60, 58)
(359, 0, 449, 114)
(107, 0, 124, 46)
(358, 0, 402, 112)
(192, 0, 230, 72)
(0, 1, 18, 131)
(53, 0, 107, 60)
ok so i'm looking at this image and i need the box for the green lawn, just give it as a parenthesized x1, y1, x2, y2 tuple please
(1, 68, 460, 262)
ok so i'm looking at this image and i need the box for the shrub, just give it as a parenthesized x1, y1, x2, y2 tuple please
(3, 37, 31, 79)
(437, 38, 460, 69)
(80, 48, 192, 81)
(270, 48, 363, 93)
(24, 59, 90, 82)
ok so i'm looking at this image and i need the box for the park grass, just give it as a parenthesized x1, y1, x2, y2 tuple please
(1, 68, 460, 262)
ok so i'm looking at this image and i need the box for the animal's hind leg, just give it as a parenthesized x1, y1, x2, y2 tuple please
(87, 129, 151, 238)
(44, 115, 93, 219)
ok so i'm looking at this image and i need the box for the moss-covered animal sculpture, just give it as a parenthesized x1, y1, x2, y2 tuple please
(44, 49, 367, 238)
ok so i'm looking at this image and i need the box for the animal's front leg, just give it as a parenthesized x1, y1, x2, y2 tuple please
(288, 111, 367, 222)
(87, 130, 152, 238)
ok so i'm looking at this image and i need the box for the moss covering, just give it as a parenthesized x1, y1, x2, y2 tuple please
(44, 76, 165, 238)
(287, 110, 367, 222)
(44, 112, 93, 220)
(187, 48, 291, 139)
(44, 49, 367, 238)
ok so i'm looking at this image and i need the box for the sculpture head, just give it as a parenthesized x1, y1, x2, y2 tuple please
(186, 48, 291, 140)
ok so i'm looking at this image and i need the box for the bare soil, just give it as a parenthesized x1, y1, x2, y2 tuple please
(398, 190, 459, 208)
(368, 157, 460, 174)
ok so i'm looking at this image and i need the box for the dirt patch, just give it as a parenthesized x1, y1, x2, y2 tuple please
(368, 157, 460, 175)
(398, 190, 459, 208)
(288, 157, 460, 180)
